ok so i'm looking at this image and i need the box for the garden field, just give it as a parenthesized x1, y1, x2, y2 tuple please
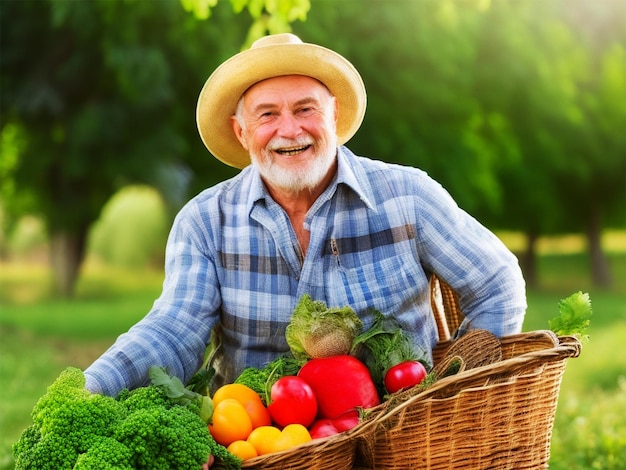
(0, 236, 624, 469)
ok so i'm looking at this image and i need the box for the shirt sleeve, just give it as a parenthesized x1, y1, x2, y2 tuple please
(84, 200, 221, 396)
(414, 174, 527, 337)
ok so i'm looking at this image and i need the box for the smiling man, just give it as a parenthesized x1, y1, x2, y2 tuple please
(84, 34, 527, 397)
(232, 75, 340, 255)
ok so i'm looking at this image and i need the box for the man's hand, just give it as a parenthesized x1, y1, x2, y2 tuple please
(202, 454, 215, 469)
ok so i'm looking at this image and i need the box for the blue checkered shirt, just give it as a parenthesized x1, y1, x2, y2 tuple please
(84, 146, 526, 396)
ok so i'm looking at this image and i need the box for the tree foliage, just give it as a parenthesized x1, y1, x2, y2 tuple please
(182, 0, 310, 47)
(294, 0, 625, 285)
(296, 0, 512, 215)
(0, 0, 272, 295)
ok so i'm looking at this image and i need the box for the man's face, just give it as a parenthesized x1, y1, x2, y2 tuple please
(232, 75, 339, 194)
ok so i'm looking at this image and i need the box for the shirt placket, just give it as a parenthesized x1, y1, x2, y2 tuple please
(249, 199, 305, 283)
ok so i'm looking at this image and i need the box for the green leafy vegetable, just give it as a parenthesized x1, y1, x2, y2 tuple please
(352, 309, 430, 396)
(285, 294, 364, 360)
(186, 365, 215, 397)
(13, 366, 240, 470)
(149, 366, 213, 423)
(549, 291, 593, 341)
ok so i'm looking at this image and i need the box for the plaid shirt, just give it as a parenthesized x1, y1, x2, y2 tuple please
(85, 147, 526, 396)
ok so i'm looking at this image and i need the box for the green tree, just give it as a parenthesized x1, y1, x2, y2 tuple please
(297, 0, 625, 287)
(89, 186, 170, 269)
(297, 0, 508, 215)
(0, 0, 308, 297)
(554, 0, 626, 287)
(470, 0, 625, 286)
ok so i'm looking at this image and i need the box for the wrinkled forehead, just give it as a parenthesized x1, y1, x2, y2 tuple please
(235, 75, 335, 118)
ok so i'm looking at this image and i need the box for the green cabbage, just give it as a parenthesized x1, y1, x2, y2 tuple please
(285, 295, 363, 360)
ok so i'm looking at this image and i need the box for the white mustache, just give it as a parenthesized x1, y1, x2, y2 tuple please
(268, 137, 314, 151)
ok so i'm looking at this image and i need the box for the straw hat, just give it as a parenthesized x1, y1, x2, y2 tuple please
(196, 33, 367, 168)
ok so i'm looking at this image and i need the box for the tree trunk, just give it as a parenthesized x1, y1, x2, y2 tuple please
(520, 231, 538, 289)
(587, 208, 612, 288)
(49, 229, 88, 298)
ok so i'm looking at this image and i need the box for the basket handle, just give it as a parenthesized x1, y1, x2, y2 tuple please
(556, 335, 583, 358)
(429, 274, 464, 341)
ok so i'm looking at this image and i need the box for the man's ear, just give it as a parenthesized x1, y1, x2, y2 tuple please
(231, 116, 249, 150)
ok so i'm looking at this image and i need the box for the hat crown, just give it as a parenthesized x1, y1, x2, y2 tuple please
(251, 33, 303, 49)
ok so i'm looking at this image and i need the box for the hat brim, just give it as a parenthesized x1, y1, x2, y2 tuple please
(196, 40, 366, 169)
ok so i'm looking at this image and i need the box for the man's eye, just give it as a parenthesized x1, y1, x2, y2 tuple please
(298, 107, 314, 115)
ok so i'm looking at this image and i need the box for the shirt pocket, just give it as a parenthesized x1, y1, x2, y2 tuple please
(324, 248, 429, 316)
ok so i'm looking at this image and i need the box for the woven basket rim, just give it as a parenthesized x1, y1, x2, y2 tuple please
(367, 331, 581, 426)
(423, 360, 548, 401)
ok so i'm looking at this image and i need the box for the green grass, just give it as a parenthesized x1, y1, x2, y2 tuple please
(549, 322, 626, 470)
(0, 264, 165, 470)
(0, 295, 156, 340)
(0, 330, 62, 469)
(1, 246, 625, 470)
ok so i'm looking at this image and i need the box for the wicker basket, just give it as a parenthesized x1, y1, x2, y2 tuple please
(354, 331, 581, 469)
(239, 276, 582, 469)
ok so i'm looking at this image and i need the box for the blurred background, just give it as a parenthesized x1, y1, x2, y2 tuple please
(1, 0, 624, 469)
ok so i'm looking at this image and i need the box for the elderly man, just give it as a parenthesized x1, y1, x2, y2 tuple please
(84, 34, 526, 396)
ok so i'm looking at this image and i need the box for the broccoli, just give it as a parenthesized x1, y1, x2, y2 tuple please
(117, 383, 170, 412)
(234, 366, 270, 399)
(14, 367, 119, 469)
(13, 366, 242, 470)
(113, 404, 219, 469)
(73, 437, 134, 469)
(13, 426, 78, 469)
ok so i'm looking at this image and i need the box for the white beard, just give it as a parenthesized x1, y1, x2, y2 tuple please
(252, 134, 337, 193)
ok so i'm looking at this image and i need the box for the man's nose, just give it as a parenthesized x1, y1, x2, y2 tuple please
(276, 112, 301, 137)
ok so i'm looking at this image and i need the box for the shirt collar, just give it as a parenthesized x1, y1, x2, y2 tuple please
(245, 165, 268, 211)
(335, 146, 376, 210)
(245, 146, 377, 213)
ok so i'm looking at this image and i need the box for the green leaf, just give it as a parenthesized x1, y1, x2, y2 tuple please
(149, 365, 214, 422)
(187, 366, 215, 396)
(199, 396, 214, 423)
(180, 0, 218, 19)
(548, 291, 593, 341)
(148, 366, 204, 407)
